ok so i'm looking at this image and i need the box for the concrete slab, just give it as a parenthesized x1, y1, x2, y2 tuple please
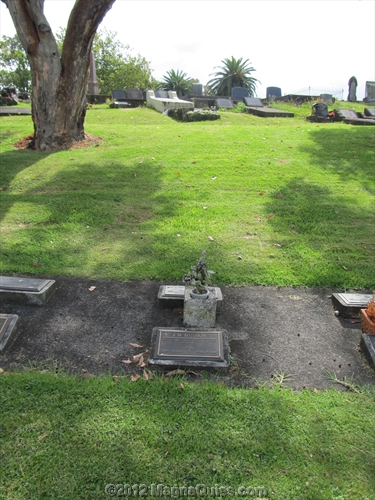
(0, 107, 31, 116)
(0, 276, 56, 306)
(246, 107, 294, 117)
(158, 285, 222, 310)
(0, 314, 19, 354)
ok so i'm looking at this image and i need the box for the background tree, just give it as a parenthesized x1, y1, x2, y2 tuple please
(0, 34, 31, 91)
(158, 69, 193, 97)
(1, 0, 115, 151)
(56, 28, 157, 94)
(207, 57, 259, 96)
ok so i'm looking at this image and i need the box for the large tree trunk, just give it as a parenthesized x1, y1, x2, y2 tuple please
(1, 0, 115, 151)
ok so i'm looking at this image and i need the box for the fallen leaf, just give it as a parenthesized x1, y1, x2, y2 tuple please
(132, 352, 144, 363)
(88, 286, 96, 292)
(136, 355, 144, 367)
(180, 383, 185, 390)
(0, 368, 3, 374)
(238, 255, 243, 260)
(38, 434, 47, 441)
(129, 343, 143, 348)
(185, 184, 191, 188)
(313, 388, 319, 393)
(343, 266, 349, 271)
(143, 369, 149, 381)
(292, 230, 298, 234)
(259, 192, 264, 196)
(164, 369, 185, 377)
(187, 370, 199, 376)
(208, 236, 214, 241)
(131, 372, 140, 382)
(217, 380, 226, 387)
(81, 369, 88, 373)
(177, 233, 181, 237)
(203, 206, 208, 210)
(267, 214, 275, 218)
(121, 359, 133, 365)
(276, 194, 282, 198)
(274, 243, 282, 247)
(32, 262, 41, 268)
(211, 176, 217, 180)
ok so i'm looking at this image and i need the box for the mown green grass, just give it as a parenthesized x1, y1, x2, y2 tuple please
(0, 372, 374, 500)
(1, 101, 374, 287)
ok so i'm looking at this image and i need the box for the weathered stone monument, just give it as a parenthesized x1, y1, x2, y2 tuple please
(347, 76, 357, 102)
(87, 51, 99, 95)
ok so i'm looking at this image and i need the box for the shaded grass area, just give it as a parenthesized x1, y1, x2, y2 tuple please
(0, 372, 374, 500)
(1, 105, 374, 287)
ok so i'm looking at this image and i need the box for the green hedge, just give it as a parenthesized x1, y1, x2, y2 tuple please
(168, 108, 220, 122)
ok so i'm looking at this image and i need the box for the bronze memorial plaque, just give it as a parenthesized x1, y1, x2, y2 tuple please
(156, 329, 224, 361)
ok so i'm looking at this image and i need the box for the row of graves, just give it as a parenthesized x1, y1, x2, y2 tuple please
(1, 266, 375, 373)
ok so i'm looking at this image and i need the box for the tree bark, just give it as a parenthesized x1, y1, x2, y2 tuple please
(1, 0, 115, 151)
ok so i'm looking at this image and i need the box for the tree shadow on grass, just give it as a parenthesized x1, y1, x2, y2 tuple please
(299, 126, 375, 195)
(264, 177, 375, 287)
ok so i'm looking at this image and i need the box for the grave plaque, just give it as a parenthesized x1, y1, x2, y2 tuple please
(243, 97, 263, 107)
(149, 327, 229, 368)
(155, 90, 170, 98)
(215, 98, 233, 109)
(0, 276, 56, 305)
(332, 293, 372, 318)
(364, 108, 375, 117)
(157, 329, 223, 360)
(0, 314, 19, 354)
(112, 90, 127, 100)
(0, 277, 50, 292)
(334, 109, 358, 120)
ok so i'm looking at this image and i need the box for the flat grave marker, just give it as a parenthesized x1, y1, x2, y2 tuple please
(332, 293, 372, 318)
(0, 314, 19, 354)
(0, 276, 56, 305)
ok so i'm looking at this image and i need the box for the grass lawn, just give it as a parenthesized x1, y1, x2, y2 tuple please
(1, 100, 375, 499)
(0, 372, 375, 500)
(1, 100, 374, 287)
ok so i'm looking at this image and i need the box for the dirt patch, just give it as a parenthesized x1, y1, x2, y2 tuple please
(13, 132, 103, 151)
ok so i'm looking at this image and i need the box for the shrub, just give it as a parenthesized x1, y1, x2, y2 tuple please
(168, 108, 220, 122)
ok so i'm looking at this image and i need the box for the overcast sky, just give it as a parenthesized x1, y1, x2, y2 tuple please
(1, 0, 374, 100)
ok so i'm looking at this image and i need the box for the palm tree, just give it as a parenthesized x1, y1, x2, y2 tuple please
(207, 57, 259, 97)
(158, 69, 192, 97)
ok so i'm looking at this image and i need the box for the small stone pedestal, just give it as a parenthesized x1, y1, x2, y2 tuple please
(183, 286, 217, 328)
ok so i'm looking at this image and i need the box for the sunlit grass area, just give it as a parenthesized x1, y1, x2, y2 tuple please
(1, 101, 374, 287)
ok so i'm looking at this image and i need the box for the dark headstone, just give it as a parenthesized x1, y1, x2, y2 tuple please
(112, 90, 127, 100)
(312, 102, 329, 118)
(364, 81, 375, 102)
(154, 90, 170, 98)
(361, 334, 375, 371)
(126, 88, 143, 100)
(215, 98, 233, 109)
(333, 109, 359, 121)
(266, 86, 282, 99)
(320, 94, 333, 102)
(231, 87, 249, 101)
(0, 314, 19, 354)
(192, 83, 203, 96)
(149, 327, 229, 368)
(0, 276, 56, 306)
(347, 76, 357, 102)
(364, 108, 375, 117)
(331, 293, 372, 318)
(243, 97, 264, 107)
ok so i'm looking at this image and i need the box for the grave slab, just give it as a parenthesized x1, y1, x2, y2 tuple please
(331, 293, 372, 318)
(246, 107, 294, 118)
(215, 98, 233, 109)
(0, 276, 56, 306)
(361, 334, 375, 371)
(0, 314, 19, 354)
(158, 285, 222, 310)
(243, 97, 264, 107)
(148, 327, 229, 368)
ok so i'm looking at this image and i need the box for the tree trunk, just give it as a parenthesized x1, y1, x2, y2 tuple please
(1, 0, 115, 151)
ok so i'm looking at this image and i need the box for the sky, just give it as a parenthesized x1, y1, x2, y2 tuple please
(1, 0, 374, 100)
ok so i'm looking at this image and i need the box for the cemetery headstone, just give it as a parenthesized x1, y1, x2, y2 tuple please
(364, 81, 375, 102)
(126, 88, 144, 100)
(266, 86, 282, 100)
(360, 334, 375, 371)
(364, 108, 375, 117)
(111, 90, 127, 100)
(154, 90, 170, 98)
(192, 83, 203, 96)
(231, 87, 249, 101)
(347, 76, 357, 102)
(333, 109, 359, 121)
